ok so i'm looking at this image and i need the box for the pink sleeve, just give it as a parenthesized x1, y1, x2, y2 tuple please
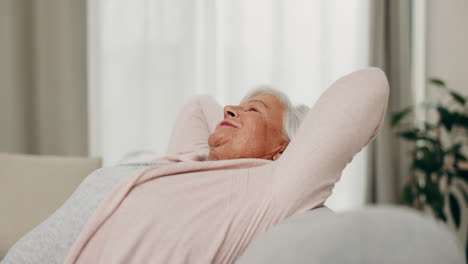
(166, 95, 223, 155)
(270, 68, 390, 213)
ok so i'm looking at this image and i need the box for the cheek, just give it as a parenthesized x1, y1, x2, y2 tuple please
(267, 123, 283, 140)
(248, 118, 283, 146)
(241, 118, 269, 143)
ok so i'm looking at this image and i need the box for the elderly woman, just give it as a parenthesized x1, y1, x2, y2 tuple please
(2, 68, 389, 264)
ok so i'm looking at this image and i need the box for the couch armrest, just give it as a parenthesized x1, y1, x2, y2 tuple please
(0, 153, 102, 259)
(236, 206, 464, 264)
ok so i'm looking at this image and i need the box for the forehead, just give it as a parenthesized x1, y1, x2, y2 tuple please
(245, 94, 284, 108)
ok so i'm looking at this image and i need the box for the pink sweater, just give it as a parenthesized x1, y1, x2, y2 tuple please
(65, 68, 389, 264)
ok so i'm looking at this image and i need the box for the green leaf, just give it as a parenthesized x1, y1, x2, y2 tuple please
(453, 113, 468, 129)
(401, 184, 415, 205)
(455, 152, 467, 161)
(429, 78, 446, 88)
(396, 130, 438, 144)
(425, 180, 443, 205)
(449, 90, 466, 105)
(391, 107, 413, 127)
(449, 194, 461, 228)
(436, 105, 455, 131)
(397, 131, 418, 140)
(412, 146, 443, 174)
(424, 179, 446, 220)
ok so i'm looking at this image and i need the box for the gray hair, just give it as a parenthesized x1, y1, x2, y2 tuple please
(241, 85, 310, 142)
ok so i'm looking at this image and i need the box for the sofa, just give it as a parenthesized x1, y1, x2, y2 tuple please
(0, 153, 465, 263)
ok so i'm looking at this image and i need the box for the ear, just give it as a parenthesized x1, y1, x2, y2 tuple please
(272, 142, 288, 161)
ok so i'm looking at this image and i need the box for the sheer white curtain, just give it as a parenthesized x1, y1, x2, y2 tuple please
(88, 0, 371, 211)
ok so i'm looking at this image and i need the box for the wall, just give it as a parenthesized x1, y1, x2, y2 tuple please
(426, 0, 468, 96)
(426, 0, 468, 158)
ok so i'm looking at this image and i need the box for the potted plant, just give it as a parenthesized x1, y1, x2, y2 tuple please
(390, 78, 468, 257)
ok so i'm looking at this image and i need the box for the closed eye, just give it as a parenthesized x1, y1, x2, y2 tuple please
(249, 108, 259, 112)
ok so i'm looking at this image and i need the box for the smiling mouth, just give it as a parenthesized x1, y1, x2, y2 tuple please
(220, 121, 237, 128)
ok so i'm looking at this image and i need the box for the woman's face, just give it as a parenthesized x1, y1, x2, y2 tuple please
(208, 94, 288, 161)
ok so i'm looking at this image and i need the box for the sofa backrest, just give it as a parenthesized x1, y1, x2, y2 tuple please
(0, 153, 101, 259)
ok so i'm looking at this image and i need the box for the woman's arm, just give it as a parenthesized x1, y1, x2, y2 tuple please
(166, 95, 223, 155)
(271, 68, 390, 213)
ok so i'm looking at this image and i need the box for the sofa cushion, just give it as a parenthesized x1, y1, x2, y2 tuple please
(0, 153, 101, 259)
(236, 206, 464, 264)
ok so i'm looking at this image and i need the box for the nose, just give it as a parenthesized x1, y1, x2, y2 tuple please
(224, 105, 239, 118)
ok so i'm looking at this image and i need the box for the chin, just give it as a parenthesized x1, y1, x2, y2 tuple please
(208, 131, 230, 149)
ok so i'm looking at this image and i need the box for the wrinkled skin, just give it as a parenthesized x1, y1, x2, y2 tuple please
(208, 94, 289, 161)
